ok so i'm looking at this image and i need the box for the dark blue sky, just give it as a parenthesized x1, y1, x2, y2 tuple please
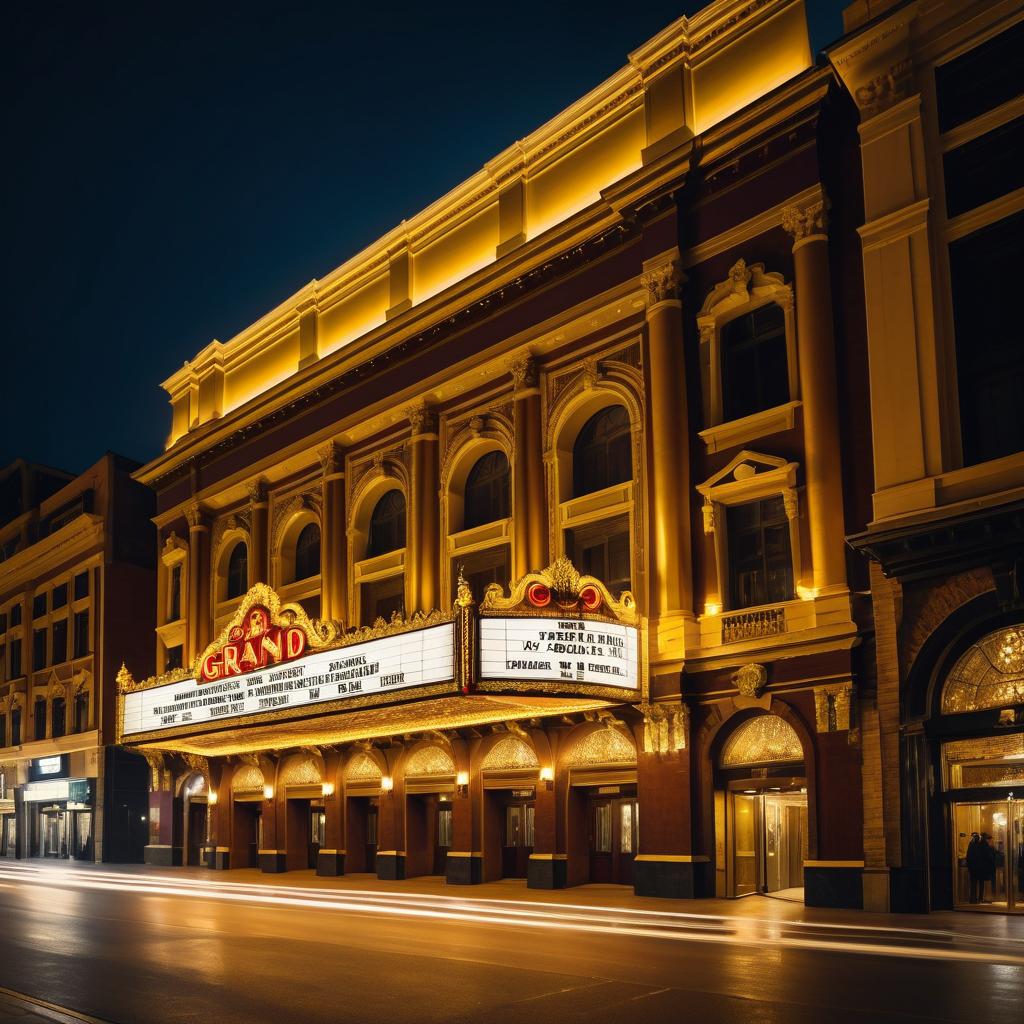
(1, 0, 847, 473)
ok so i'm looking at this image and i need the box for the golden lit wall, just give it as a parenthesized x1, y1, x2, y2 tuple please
(319, 276, 389, 359)
(225, 328, 300, 411)
(414, 204, 500, 305)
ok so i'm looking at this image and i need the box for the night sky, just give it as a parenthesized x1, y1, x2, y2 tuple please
(2, 0, 848, 474)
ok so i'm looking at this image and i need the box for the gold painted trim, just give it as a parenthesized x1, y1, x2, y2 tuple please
(634, 854, 709, 863)
(528, 853, 568, 860)
(803, 860, 864, 868)
(215, 846, 230, 853)
(318, 849, 345, 856)
(257, 849, 285, 855)
(375, 850, 405, 857)
(446, 851, 485, 858)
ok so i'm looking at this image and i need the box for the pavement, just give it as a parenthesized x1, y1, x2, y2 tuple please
(0, 860, 1021, 1023)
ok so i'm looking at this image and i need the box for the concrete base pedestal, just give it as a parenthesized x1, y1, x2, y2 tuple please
(633, 858, 696, 899)
(805, 866, 863, 909)
(316, 851, 346, 877)
(527, 857, 567, 889)
(144, 845, 182, 867)
(259, 851, 287, 873)
(445, 854, 483, 885)
(376, 853, 406, 880)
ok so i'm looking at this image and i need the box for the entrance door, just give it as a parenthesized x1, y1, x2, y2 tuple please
(502, 799, 535, 879)
(366, 803, 378, 872)
(72, 811, 93, 861)
(588, 795, 637, 885)
(41, 809, 66, 858)
(310, 804, 326, 869)
(953, 799, 1024, 913)
(186, 801, 207, 866)
(435, 803, 452, 875)
(728, 787, 807, 898)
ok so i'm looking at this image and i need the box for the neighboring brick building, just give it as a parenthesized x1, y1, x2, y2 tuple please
(0, 453, 155, 863)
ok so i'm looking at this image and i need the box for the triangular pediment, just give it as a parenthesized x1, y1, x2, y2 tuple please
(698, 450, 793, 495)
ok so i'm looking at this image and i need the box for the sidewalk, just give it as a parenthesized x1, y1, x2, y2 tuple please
(8, 859, 1024, 943)
(0, 988, 110, 1024)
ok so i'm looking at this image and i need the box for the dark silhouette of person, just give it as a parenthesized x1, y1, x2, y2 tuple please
(966, 832, 985, 903)
(979, 832, 998, 903)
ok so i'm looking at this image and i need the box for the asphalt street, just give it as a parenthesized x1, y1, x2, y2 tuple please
(0, 862, 1021, 1024)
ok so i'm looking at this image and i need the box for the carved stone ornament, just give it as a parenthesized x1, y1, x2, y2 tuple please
(454, 568, 475, 608)
(639, 702, 687, 755)
(733, 663, 768, 698)
(782, 487, 799, 521)
(481, 735, 539, 771)
(781, 198, 830, 242)
(246, 478, 268, 505)
(814, 682, 853, 733)
(581, 358, 601, 391)
(508, 355, 539, 393)
(702, 500, 716, 535)
(565, 726, 637, 767)
(318, 441, 342, 476)
(641, 258, 684, 304)
(480, 557, 637, 623)
(853, 59, 913, 118)
(697, 259, 790, 322)
(406, 402, 438, 436)
(185, 501, 206, 530)
(270, 493, 318, 554)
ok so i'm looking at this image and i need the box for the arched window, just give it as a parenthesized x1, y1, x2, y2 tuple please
(368, 490, 406, 557)
(720, 303, 788, 422)
(226, 541, 248, 599)
(572, 405, 632, 498)
(294, 523, 321, 581)
(464, 452, 510, 529)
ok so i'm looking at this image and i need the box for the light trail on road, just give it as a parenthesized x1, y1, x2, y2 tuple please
(1, 863, 1020, 967)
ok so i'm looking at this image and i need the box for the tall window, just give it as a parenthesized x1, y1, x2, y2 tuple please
(452, 546, 509, 602)
(360, 575, 405, 627)
(73, 611, 89, 658)
(368, 491, 406, 557)
(294, 523, 321, 581)
(73, 691, 89, 733)
(464, 452, 510, 529)
(34, 698, 47, 740)
(227, 542, 248, 599)
(573, 406, 632, 498)
(165, 645, 183, 671)
(168, 565, 182, 622)
(74, 571, 89, 600)
(9, 638, 21, 680)
(51, 697, 66, 739)
(0, 713, 5, 748)
(32, 628, 47, 671)
(52, 618, 67, 665)
(726, 496, 794, 609)
(934, 24, 1024, 468)
(567, 513, 631, 597)
(11, 707, 21, 746)
(720, 304, 789, 422)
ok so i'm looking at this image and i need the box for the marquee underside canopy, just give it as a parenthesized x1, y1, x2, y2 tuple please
(124, 694, 619, 757)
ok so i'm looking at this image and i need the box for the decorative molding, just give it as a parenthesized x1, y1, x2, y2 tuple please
(781, 197, 830, 242)
(565, 726, 637, 766)
(733, 663, 768, 698)
(814, 681, 854, 733)
(508, 355, 539, 394)
(271, 494, 319, 555)
(405, 745, 456, 777)
(720, 714, 802, 767)
(318, 442, 342, 476)
(641, 258, 684, 305)
(407, 402, 438, 437)
(639, 702, 687, 755)
(481, 735, 539, 771)
(185, 502, 206, 530)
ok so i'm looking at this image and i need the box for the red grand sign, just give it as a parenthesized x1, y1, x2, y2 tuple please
(199, 605, 307, 682)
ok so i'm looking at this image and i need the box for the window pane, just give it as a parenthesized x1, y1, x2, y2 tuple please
(169, 566, 182, 622)
(51, 699, 65, 740)
(573, 406, 632, 497)
(11, 708, 22, 745)
(368, 490, 406, 557)
(438, 807, 453, 848)
(74, 611, 89, 658)
(52, 619, 67, 665)
(34, 700, 47, 740)
(595, 803, 612, 853)
(33, 628, 47, 671)
(294, 524, 321, 581)
(721, 305, 789, 422)
(935, 21, 1024, 133)
(620, 802, 635, 853)
(227, 542, 248, 599)
(10, 639, 21, 679)
(506, 805, 522, 847)
(166, 645, 183, 671)
(52, 585, 67, 610)
(32, 594, 47, 620)
(464, 452, 510, 529)
(950, 209, 1024, 466)
(727, 498, 795, 609)
(74, 572, 89, 600)
(525, 806, 535, 848)
(943, 116, 1024, 219)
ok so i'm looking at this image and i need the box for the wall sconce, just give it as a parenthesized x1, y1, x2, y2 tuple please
(263, 784, 274, 801)
(539, 766, 554, 791)
(703, 601, 722, 617)
(456, 770, 469, 798)
(380, 775, 394, 795)
(208, 790, 218, 806)
(321, 782, 335, 798)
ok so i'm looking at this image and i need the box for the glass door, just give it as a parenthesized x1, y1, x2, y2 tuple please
(953, 799, 1022, 912)
(728, 786, 807, 898)
(731, 793, 759, 896)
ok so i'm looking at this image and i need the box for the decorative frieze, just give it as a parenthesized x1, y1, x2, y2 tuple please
(640, 701, 687, 755)
(814, 682, 854, 733)
(721, 608, 786, 644)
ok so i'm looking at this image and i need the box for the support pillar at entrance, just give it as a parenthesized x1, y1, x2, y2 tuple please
(259, 777, 287, 873)
(634, 709, 698, 898)
(446, 740, 482, 884)
(376, 755, 406, 880)
(317, 750, 345, 876)
(207, 766, 231, 870)
(528, 753, 568, 890)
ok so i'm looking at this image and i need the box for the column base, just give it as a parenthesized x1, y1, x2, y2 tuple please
(633, 856, 698, 899)
(259, 850, 288, 873)
(527, 855, 567, 889)
(316, 850, 346, 876)
(804, 863, 864, 909)
(445, 853, 483, 885)
(144, 845, 182, 867)
(861, 866, 890, 913)
(376, 852, 405, 880)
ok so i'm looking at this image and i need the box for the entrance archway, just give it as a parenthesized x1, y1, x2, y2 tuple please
(714, 713, 807, 901)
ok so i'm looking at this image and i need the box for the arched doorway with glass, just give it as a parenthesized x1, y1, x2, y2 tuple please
(715, 713, 808, 901)
(937, 620, 1024, 914)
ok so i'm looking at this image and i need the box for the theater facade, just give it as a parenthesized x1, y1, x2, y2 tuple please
(118, 0, 877, 907)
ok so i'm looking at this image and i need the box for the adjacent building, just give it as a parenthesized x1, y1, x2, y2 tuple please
(115, 0, 886, 909)
(0, 454, 155, 862)
(834, 0, 1024, 913)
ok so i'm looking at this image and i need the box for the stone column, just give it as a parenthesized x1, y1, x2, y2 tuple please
(248, 479, 269, 585)
(783, 198, 847, 595)
(318, 749, 345, 876)
(642, 252, 693, 651)
(185, 502, 211, 663)
(406, 404, 440, 615)
(319, 444, 347, 624)
(510, 356, 546, 578)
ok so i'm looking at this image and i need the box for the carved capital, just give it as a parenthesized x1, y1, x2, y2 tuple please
(406, 402, 438, 436)
(246, 478, 268, 506)
(639, 701, 688, 755)
(782, 487, 799, 521)
(642, 258, 684, 305)
(508, 355, 539, 394)
(184, 501, 207, 530)
(782, 198, 829, 243)
(702, 499, 716, 535)
(318, 441, 342, 477)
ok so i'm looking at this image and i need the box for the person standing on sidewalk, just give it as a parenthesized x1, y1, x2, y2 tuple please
(966, 833, 985, 903)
